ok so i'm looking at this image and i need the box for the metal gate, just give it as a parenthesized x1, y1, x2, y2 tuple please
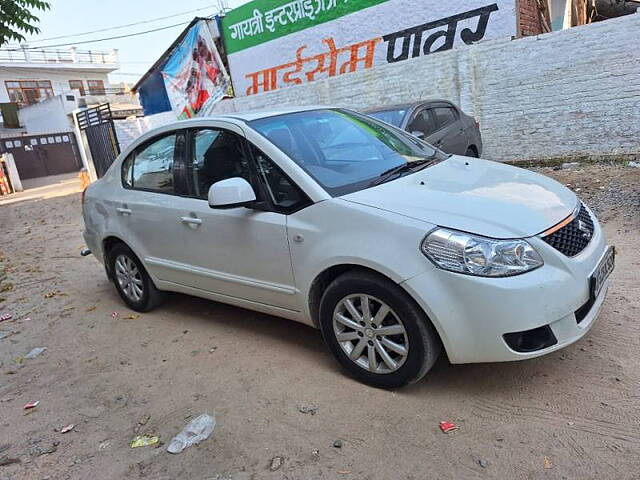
(76, 103, 120, 178)
(0, 132, 82, 180)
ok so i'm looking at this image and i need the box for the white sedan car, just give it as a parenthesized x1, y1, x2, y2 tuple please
(82, 107, 614, 388)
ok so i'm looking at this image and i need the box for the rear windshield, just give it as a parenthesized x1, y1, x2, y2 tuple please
(365, 108, 408, 127)
(249, 109, 442, 196)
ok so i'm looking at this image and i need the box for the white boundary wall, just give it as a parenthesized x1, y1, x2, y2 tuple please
(212, 13, 640, 162)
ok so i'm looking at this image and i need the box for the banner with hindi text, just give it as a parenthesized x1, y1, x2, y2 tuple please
(222, 0, 517, 97)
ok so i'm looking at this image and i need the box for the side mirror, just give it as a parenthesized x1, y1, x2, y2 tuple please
(410, 130, 425, 139)
(208, 177, 257, 209)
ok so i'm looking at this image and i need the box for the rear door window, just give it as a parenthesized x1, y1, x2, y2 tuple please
(123, 133, 177, 193)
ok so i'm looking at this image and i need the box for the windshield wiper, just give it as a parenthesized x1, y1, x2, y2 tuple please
(371, 158, 437, 186)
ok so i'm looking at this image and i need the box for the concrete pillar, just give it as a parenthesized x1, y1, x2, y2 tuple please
(72, 108, 98, 182)
(21, 44, 31, 62)
(3, 153, 23, 192)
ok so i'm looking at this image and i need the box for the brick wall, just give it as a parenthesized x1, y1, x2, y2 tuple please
(210, 13, 640, 162)
(518, 0, 545, 36)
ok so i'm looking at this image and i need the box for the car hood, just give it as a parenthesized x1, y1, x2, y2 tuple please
(341, 156, 578, 239)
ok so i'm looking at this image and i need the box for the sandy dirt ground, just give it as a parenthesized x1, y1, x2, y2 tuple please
(0, 164, 639, 480)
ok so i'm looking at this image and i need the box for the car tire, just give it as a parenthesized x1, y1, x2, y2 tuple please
(108, 243, 164, 312)
(319, 271, 441, 389)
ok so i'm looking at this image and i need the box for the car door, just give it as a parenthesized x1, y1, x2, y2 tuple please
(174, 124, 307, 311)
(116, 130, 191, 285)
(425, 105, 467, 155)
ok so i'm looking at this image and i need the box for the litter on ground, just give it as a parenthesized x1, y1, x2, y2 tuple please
(24, 347, 46, 359)
(167, 414, 215, 454)
(61, 424, 75, 434)
(439, 421, 458, 433)
(130, 435, 159, 448)
(298, 404, 318, 415)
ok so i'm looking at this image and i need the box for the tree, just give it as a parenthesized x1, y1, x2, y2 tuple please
(0, 0, 51, 47)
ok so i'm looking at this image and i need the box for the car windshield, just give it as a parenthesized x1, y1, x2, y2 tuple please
(365, 107, 408, 127)
(249, 109, 443, 196)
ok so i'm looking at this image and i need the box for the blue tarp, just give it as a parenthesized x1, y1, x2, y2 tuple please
(137, 70, 172, 116)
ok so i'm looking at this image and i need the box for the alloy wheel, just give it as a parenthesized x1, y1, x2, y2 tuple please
(332, 294, 409, 374)
(114, 254, 144, 302)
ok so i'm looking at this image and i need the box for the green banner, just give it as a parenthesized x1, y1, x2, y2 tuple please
(221, 0, 389, 54)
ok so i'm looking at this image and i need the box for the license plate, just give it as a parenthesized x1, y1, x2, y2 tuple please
(590, 246, 615, 299)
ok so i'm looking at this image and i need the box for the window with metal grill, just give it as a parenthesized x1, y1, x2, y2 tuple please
(542, 203, 594, 257)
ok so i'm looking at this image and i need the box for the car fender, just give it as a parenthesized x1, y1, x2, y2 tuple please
(287, 198, 437, 321)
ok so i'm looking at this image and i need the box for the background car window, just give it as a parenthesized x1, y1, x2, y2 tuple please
(131, 134, 176, 193)
(250, 144, 306, 211)
(432, 107, 457, 130)
(407, 110, 437, 137)
(189, 129, 252, 199)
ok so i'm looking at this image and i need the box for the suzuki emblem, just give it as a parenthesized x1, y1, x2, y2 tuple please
(577, 220, 592, 240)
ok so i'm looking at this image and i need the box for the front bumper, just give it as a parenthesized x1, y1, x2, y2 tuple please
(402, 215, 610, 364)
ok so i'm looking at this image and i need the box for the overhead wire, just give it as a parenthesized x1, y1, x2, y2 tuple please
(3, 5, 215, 45)
(0, 21, 194, 51)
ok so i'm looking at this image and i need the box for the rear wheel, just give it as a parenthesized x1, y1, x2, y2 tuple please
(319, 271, 441, 388)
(465, 146, 478, 158)
(108, 243, 164, 312)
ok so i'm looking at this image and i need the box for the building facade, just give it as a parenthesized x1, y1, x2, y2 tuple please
(0, 47, 119, 107)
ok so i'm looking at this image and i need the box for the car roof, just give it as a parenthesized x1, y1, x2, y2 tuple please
(191, 105, 335, 123)
(118, 105, 339, 154)
(364, 100, 454, 113)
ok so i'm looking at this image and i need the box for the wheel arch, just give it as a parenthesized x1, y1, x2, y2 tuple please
(307, 263, 435, 331)
(102, 236, 143, 281)
(309, 263, 448, 367)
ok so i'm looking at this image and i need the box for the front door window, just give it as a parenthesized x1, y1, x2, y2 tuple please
(188, 128, 252, 199)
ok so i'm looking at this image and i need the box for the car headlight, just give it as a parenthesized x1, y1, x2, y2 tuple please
(421, 228, 543, 277)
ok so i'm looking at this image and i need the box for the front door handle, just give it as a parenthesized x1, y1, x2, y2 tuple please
(181, 216, 202, 226)
(116, 207, 132, 215)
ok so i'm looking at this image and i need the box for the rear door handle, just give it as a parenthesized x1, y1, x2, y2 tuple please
(116, 207, 132, 215)
(181, 216, 202, 226)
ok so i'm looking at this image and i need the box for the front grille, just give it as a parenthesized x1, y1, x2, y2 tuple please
(542, 203, 594, 257)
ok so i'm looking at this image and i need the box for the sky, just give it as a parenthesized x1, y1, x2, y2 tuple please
(17, 0, 252, 85)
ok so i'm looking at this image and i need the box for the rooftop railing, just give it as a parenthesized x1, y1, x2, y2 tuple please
(0, 46, 119, 66)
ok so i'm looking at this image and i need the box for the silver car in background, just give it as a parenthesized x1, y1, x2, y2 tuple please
(365, 100, 483, 157)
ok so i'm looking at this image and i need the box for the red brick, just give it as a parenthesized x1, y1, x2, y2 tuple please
(519, 0, 544, 36)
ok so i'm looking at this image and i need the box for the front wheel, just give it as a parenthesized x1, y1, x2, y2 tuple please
(319, 271, 441, 388)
